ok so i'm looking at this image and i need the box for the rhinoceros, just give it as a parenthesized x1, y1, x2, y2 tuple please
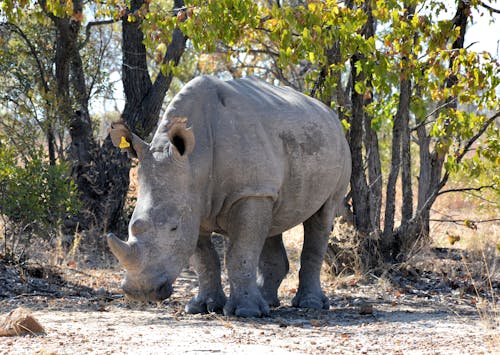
(107, 76, 351, 317)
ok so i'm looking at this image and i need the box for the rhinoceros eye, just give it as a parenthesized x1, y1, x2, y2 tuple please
(170, 226, 178, 232)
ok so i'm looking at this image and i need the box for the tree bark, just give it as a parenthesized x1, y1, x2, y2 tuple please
(364, 110, 382, 232)
(358, 2, 382, 233)
(345, 0, 376, 236)
(382, 80, 404, 255)
(400, 79, 413, 225)
(349, 54, 372, 235)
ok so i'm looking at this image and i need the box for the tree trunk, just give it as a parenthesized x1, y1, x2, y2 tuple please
(364, 110, 382, 232)
(43, 0, 187, 233)
(401, 91, 413, 225)
(46, 0, 99, 229)
(348, 56, 372, 235)
(46, 126, 56, 166)
(416, 122, 431, 238)
(396, 0, 471, 254)
(102, 0, 187, 232)
(361, 3, 382, 234)
(382, 79, 404, 257)
(346, 0, 376, 236)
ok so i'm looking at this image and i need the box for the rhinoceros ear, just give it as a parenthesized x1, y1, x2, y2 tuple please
(167, 117, 195, 159)
(109, 120, 149, 160)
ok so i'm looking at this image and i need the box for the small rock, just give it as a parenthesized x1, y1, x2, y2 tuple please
(359, 303, 374, 315)
(0, 307, 45, 336)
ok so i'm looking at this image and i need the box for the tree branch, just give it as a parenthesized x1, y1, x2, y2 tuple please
(417, 110, 500, 215)
(480, 1, 500, 14)
(1, 22, 50, 93)
(437, 184, 495, 196)
(454, 111, 500, 165)
(430, 218, 500, 224)
(411, 98, 457, 132)
(80, 19, 117, 49)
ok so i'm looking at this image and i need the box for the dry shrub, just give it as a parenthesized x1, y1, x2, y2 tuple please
(325, 219, 383, 276)
(460, 247, 499, 331)
(0, 307, 45, 336)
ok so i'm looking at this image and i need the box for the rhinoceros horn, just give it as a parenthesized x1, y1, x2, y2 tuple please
(107, 233, 139, 268)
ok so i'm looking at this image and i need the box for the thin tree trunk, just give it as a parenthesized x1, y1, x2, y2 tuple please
(346, 0, 375, 235)
(359, 2, 382, 233)
(382, 81, 403, 254)
(398, 0, 471, 252)
(416, 121, 431, 238)
(400, 79, 413, 224)
(46, 126, 56, 166)
(364, 112, 382, 232)
(349, 54, 372, 235)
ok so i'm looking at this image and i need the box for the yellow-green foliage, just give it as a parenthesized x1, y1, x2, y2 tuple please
(0, 143, 80, 252)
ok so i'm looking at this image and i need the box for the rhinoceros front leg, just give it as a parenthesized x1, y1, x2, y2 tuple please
(223, 197, 273, 317)
(257, 234, 289, 307)
(186, 234, 227, 314)
(292, 196, 337, 310)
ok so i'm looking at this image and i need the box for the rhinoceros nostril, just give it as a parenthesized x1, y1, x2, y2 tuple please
(131, 218, 150, 236)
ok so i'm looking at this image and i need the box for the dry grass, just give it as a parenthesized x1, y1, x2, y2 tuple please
(279, 224, 303, 298)
(431, 188, 499, 251)
(279, 222, 362, 298)
(431, 186, 499, 331)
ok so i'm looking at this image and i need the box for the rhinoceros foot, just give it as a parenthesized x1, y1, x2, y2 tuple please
(259, 287, 280, 308)
(223, 291, 270, 318)
(185, 291, 227, 314)
(291, 291, 330, 310)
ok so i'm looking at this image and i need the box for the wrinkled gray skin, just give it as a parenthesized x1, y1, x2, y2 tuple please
(108, 76, 351, 317)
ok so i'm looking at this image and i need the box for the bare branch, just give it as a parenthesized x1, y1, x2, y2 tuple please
(450, 110, 498, 163)
(1, 22, 50, 93)
(430, 218, 500, 224)
(80, 19, 117, 49)
(480, 1, 500, 14)
(411, 98, 457, 132)
(437, 184, 495, 196)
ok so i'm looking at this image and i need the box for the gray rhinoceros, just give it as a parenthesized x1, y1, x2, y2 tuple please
(107, 76, 351, 317)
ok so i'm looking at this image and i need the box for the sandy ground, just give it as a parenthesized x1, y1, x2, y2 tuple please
(1, 224, 499, 355)
(0, 304, 496, 354)
(1, 263, 498, 355)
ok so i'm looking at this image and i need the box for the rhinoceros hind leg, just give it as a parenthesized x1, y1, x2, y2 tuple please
(223, 197, 273, 317)
(257, 234, 289, 307)
(292, 196, 338, 310)
(186, 234, 227, 314)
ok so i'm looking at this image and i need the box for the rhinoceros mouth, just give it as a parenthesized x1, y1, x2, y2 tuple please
(155, 281, 174, 300)
(122, 279, 173, 302)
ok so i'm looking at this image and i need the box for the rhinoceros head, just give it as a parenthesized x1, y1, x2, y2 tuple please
(107, 118, 198, 302)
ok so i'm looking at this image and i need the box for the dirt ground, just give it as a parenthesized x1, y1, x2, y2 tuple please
(1, 240, 499, 355)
